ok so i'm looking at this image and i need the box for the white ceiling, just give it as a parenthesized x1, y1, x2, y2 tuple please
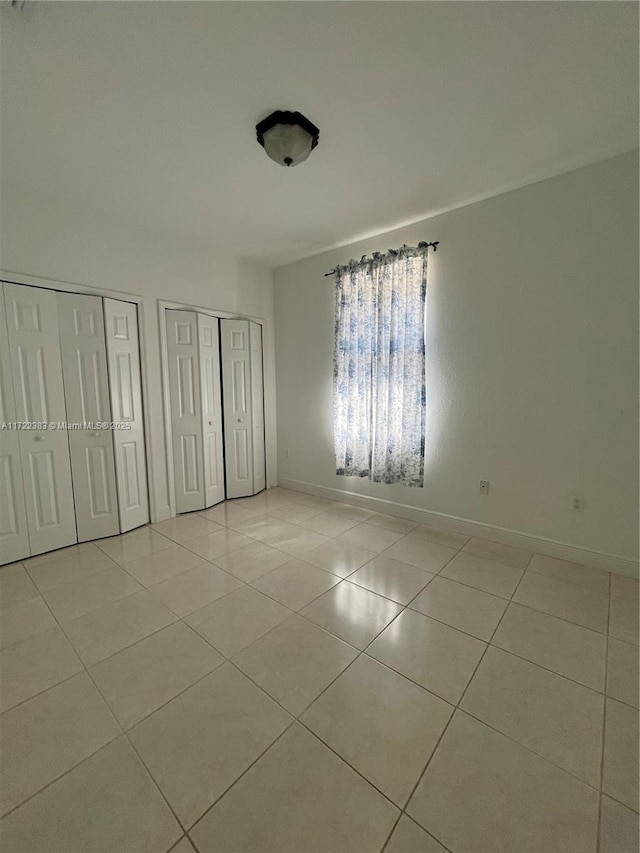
(1, 1, 637, 266)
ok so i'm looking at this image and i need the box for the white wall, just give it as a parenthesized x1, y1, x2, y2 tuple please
(0, 185, 277, 522)
(273, 152, 639, 565)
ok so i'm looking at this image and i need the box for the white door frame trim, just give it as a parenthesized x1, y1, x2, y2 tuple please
(0, 269, 155, 526)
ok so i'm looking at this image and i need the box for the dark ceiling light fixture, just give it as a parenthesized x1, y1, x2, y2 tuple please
(255, 110, 319, 167)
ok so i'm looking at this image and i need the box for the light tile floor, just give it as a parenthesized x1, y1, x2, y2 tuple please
(0, 487, 638, 853)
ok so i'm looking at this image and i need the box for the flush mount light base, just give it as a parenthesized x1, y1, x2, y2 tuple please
(255, 110, 319, 167)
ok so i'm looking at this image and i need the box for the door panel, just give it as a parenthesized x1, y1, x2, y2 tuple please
(220, 319, 253, 499)
(29, 449, 62, 527)
(3, 283, 76, 555)
(85, 445, 112, 515)
(198, 314, 225, 508)
(232, 360, 248, 413)
(233, 431, 249, 480)
(166, 310, 204, 512)
(104, 299, 149, 532)
(58, 292, 119, 541)
(0, 285, 30, 563)
(249, 322, 266, 495)
(181, 434, 200, 493)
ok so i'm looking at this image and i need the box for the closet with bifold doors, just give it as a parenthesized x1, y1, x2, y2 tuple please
(0, 282, 149, 565)
(165, 310, 266, 513)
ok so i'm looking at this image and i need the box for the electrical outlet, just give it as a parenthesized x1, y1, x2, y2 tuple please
(479, 480, 490, 495)
(571, 495, 583, 512)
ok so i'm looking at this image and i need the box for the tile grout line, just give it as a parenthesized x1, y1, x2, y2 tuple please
(15, 559, 302, 835)
(398, 593, 616, 698)
(93, 530, 317, 836)
(12, 512, 619, 640)
(380, 812, 454, 853)
(3, 514, 625, 716)
(286, 577, 464, 851)
(0, 734, 124, 824)
(25, 560, 140, 615)
(296, 717, 402, 813)
(597, 791, 640, 815)
(394, 546, 632, 835)
(63, 531, 369, 745)
(596, 573, 613, 853)
(2, 518, 627, 709)
(22, 550, 122, 590)
(192, 521, 633, 645)
(167, 835, 193, 853)
(444, 705, 605, 794)
(20, 541, 116, 573)
(180, 580, 424, 841)
(391, 551, 534, 838)
(0, 592, 126, 824)
(439, 558, 614, 635)
(348, 552, 626, 796)
(487, 636, 611, 701)
(183, 530, 449, 831)
(79, 604, 238, 841)
(48, 584, 195, 839)
(165, 496, 635, 785)
(377, 813, 404, 853)
(2, 563, 225, 838)
(2, 499, 634, 847)
(179, 715, 299, 836)
(0, 663, 84, 716)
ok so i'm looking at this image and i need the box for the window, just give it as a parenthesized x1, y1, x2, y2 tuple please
(333, 243, 430, 487)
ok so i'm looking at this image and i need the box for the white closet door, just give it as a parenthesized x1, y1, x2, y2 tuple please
(104, 299, 149, 532)
(198, 314, 225, 508)
(57, 293, 119, 542)
(249, 322, 266, 495)
(3, 283, 76, 555)
(221, 319, 253, 499)
(166, 310, 205, 512)
(0, 285, 30, 563)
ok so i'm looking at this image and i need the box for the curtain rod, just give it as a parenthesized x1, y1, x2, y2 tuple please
(324, 241, 439, 277)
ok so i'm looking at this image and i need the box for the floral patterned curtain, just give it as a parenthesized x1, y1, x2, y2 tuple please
(333, 244, 428, 487)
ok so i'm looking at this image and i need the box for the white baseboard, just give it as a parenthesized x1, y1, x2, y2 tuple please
(277, 477, 639, 579)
